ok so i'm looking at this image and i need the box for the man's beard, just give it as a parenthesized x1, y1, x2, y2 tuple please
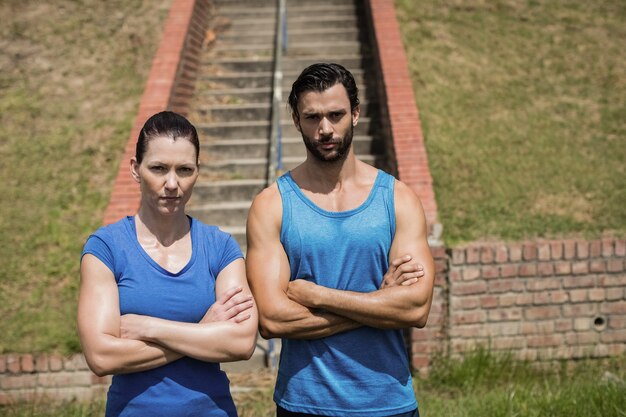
(301, 125, 354, 164)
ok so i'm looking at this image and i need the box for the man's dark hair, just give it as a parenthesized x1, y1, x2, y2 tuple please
(135, 111, 200, 165)
(288, 63, 360, 119)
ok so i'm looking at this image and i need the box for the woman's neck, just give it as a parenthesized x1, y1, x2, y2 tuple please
(135, 207, 190, 247)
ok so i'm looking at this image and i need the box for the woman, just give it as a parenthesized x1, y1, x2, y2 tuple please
(78, 111, 258, 417)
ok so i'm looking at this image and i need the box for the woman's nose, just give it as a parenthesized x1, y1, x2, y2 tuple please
(164, 172, 178, 190)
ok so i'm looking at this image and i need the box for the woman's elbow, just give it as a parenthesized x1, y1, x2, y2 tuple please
(84, 352, 116, 377)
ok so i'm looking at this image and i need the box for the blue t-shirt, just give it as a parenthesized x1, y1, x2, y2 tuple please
(275, 170, 417, 417)
(81, 216, 243, 417)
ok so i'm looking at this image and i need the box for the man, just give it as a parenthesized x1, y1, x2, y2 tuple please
(246, 63, 434, 417)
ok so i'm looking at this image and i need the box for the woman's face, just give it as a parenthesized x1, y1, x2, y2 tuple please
(132, 135, 199, 216)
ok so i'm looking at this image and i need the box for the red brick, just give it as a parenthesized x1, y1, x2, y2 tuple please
(555, 319, 573, 332)
(589, 288, 606, 301)
(452, 310, 487, 325)
(600, 301, 626, 315)
(489, 279, 525, 293)
(519, 263, 537, 277)
(569, 289, 588, 303)
(606, 287, 624, 301)
(564, 276, 596, 288)
(533, 292, 550, 305)
(49, 354, 63, 372)
(509, 244, 522, 261)
(466, 246, 480, 264)
(451, 296, 480, 310)
(6, 355, 20, 374)
(480, 247, 494, 264)
(480, 295, 498, 309)
(516, 293, 534, 305)
(488, 308, 522, 322)
(35, 355, 49, 372)
(563, 240, 576, 259)
(608, 315, 626, 329)
(20, 354, 34, 373)
(589, 240, 602, 257)
(451, 248, 465, 265)
(449, 269, 461, 282)
(615, 240, 626, 256)
(601, 330, 626, 344)
(590, 260, 606, 273)
(550, 242, 564, 260)
(0, 355, 6, 373)
(462, 267, 481, 281)
(607, 259, 624, 272)
(527, 334, 563, 347)
(563, 303, 599, 317)
(492, 336, 525, 350)
(482, 265, 499, 279)
(538, 243, 551, 261)
(501, 264, 518, 277)
(499, 294, 517, 307)
(495, 245, 508, 263)
(523, 243, 537, 261)
(525, 306, 561, 320)
(602, 239, 614, 257)
(453, 280, 488, 295)
(572, 261, 589, 275)
(554, 261, 572, 275)
(538, 263, 554, 276)
(527, 278, 561, 291)
(577, 241, 590, 259)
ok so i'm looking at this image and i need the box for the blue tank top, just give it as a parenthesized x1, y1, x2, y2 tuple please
(275, 170, 417, 417)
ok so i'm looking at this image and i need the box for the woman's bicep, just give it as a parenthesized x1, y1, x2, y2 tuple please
(78, 254, 121, 346)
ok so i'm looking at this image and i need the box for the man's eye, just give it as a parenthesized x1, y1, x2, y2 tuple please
(150, 166, 165, 172)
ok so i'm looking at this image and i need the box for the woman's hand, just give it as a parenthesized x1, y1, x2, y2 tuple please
(201, 286, 254, 324)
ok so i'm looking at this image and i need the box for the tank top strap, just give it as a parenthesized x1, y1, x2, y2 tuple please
(276, 173, 294, 237)
(375, 170, 397, 238)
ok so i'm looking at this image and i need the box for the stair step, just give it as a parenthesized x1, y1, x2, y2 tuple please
(201, 135, 383, 159)
(197, 117, 372, 139)
(191, 179, 266, 202)
(187, 201, 251, 227)
(204, 55, 369, 73)
(201, 154, 378, 180)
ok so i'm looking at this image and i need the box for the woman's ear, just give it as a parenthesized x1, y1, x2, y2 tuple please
(130, 157, 141, 183)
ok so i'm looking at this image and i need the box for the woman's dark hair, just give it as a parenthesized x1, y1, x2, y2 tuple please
(135, 111, 200, 165)
(288, 62, 360, 119)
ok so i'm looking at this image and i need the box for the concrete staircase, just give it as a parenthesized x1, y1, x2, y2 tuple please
(187, 0, 386, 371)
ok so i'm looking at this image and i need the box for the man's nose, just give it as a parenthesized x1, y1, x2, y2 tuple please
(319, 117, 333, 136)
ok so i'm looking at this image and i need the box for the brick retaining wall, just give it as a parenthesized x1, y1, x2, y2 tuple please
(103, 0, 211, 225)
(409, 238, 626, 370)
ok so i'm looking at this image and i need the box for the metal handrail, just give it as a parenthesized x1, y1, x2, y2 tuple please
(267, 0, 287, 186)
(265, 0, 287, 370)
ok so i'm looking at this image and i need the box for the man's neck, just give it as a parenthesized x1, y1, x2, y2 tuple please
(295, 151, 358, 194)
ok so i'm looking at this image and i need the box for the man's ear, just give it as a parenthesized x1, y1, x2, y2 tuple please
(352, 105, 360, 127)
(130, 157, 141, 183)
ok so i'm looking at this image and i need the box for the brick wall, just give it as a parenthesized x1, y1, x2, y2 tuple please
(409, 238, 626, 370)
(0, 354, 110, 404)
(103, 0, 211, 225)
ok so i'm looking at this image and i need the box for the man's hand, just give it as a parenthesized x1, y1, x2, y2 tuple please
(201, 286, 254, 324)
(380, 255, 425, 289)
(287, 279, 320, 308)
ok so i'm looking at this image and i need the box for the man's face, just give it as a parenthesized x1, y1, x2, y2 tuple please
(293, 83, 359, 163)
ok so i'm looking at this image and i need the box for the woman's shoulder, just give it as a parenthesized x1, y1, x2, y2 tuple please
(85, 216, 131, 246)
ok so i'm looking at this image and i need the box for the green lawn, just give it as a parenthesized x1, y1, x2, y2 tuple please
(2, 351, 625, 417)
(395, 0, 626, 244)
(0, 0, 170, 353)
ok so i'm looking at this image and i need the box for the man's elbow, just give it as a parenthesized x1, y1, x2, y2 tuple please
(407, 305, 431, 328)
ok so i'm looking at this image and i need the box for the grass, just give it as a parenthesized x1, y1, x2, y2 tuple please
(0, 0, 171, 353)
(395, 0, 626, 244)
(1, 351, 624, 416)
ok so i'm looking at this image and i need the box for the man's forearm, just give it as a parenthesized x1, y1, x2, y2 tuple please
(259, 303, 361, 340)
(293, 283, 431, 329)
